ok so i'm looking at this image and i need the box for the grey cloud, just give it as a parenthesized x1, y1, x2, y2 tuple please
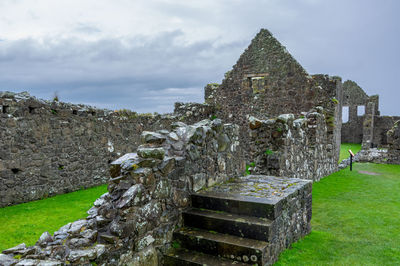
(74, 23, 102, 34)
(0, 30, 244, 113)
(0, 0, 399, 115)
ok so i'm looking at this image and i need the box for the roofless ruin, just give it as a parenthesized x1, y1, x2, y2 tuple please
(1, 29, 399, 265)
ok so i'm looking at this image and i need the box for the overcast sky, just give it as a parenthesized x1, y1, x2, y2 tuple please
(0, 0, 399, 115)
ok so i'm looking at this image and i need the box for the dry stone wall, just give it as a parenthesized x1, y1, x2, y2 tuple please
(0, 92, 212, 207)
(248, 107, 336, 181)
(0, 119, 244, 265)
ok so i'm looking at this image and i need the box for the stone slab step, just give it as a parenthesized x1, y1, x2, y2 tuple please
(192, 175, 312, 220)
(182, 208, 273, 242)
(173, 227, 268, 265)
(163, 248, 250, 266)
(191, 193, 277, 220)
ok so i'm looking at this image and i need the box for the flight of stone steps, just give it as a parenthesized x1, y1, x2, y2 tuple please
(163, 175, 312, 265)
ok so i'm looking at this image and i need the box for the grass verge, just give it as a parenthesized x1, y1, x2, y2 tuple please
(339, 143, 362, 162)
(0, 184, 107, 251)
(276, 163, 400, 265)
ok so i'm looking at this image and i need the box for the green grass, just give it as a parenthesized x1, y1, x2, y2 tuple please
(276, 163, 400, 265)
(339, 143, 362, 162)
(0, 185, 107, 251)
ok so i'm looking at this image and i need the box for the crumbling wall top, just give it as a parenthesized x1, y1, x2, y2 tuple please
(342, 80, 369, 106)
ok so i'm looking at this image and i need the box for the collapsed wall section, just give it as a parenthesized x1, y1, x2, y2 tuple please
(0, 92, 213, 207)
(248, 107, 336, 181)
(173, 102, 215, 125)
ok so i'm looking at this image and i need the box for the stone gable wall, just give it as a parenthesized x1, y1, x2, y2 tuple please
(210, 31, 342, 124)
(342, 80, 370, 106)
(341, 80, 371, 144)
(340, 80, 392, 147)
(205, 29, 343, 170)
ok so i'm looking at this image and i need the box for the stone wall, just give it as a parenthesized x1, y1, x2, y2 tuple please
(0, 92, 203, 207)
(341, 116, 364, 143)
(173, 102, 215, 125)
(208, 30, 342, 125)
(0, 119, 245, 265)
(1, 29, 347, 207)
(339, 121, 400, 167)
(338, 79, 400, 150)
(341, 80, 381, 144)
(387, 120, 400, 164)
(342, 80, 370, 107)
(361, 102, 376, 149)
(248, 107, 337, 182)
(372, 116, 400, 147)
(341, 80, 368, 143)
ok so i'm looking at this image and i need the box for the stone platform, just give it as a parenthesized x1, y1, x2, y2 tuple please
(164, 175, 312, 265)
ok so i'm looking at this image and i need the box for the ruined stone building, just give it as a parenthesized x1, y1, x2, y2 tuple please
(341, 80, 400, 149)
(0, 29, 399, 265)
(205, 29, 342, 165)
(0, 29, 343, 207)
(203, 29, 343, 181)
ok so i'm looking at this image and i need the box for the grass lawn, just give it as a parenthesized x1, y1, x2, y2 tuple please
(1, 142, 398, 265)
(339, 143, 362, 162)
(0, 185, 107, 251)
(276, 162, 400, 265)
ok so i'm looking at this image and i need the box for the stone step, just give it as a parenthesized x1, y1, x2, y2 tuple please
(182, 208, 273, 242)
(173, 227, 268, 265)
(191, 192, 277, 220)
(192, 175, 312, 221)
(163, 248, 250, 266)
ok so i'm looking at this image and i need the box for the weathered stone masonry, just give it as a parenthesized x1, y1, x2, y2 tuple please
(248, 107, 336, 182)
(339, 120, 400, 168)
(341, 80, 400, 149)
(341, 80, 374, 144)
(387, 120, 400, 164)
(0, 119, 245, 265)
(0, 27, 357, 265)
(0, 29, 346, 207)
(0, 92, 212, 207)
(205, 29, 342, 172)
